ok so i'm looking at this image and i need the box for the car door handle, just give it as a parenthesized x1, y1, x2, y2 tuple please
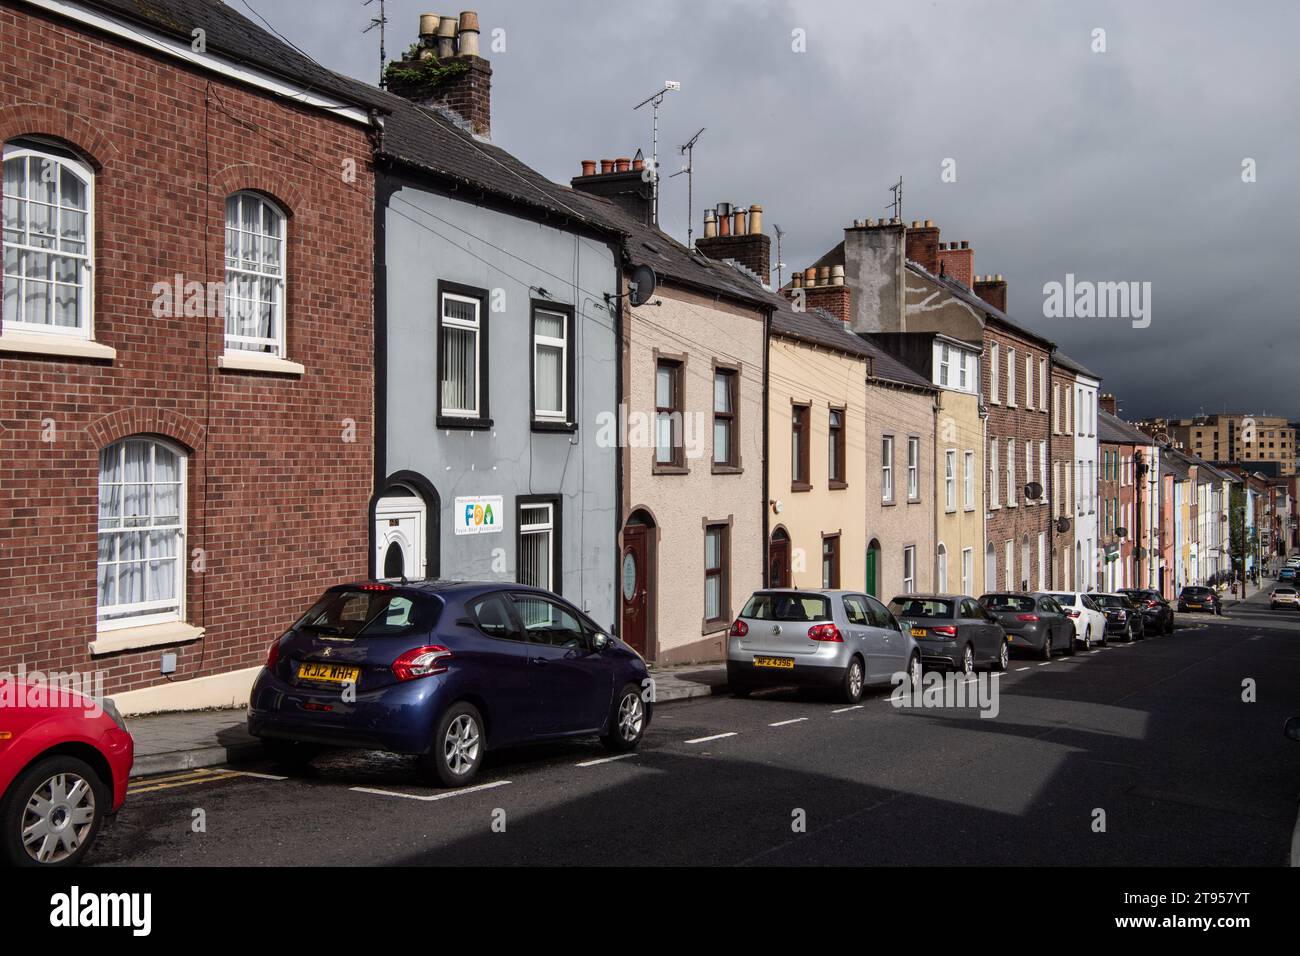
(529, 656, 549, 666)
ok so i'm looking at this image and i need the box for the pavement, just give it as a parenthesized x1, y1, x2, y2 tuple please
(126, 661, 727, 779)
(96, 596, 1300, 865)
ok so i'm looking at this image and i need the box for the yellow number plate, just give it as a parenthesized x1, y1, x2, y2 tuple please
(911, 627, 927, 638)
(298, 662, 359, 684)
(753, 656, 794, 670)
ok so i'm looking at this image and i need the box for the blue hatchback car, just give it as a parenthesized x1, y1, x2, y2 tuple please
(248, 581, 652, 786)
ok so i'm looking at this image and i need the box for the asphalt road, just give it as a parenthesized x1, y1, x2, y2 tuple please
(91, 598, 1300, 866)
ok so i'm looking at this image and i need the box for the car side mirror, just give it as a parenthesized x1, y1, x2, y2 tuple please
(592, 632, 610, 652)
(1285, 716, 1300, 742)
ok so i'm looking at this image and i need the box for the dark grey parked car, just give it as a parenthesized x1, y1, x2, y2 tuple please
(979, 592, 1075, 660)
(1094, 592, 1146, 641)
(887, 594, 1009, 674)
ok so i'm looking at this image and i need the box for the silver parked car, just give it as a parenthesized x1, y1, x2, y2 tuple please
(727, 590, 921, 704)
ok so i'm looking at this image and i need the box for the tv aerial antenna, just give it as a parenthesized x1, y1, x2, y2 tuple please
(670, 127, 705, 246)
(363, 0, 388, 87)
(634, 81, 680, 224)
(887, 175, 903, 220)
(773, 224, 786, 288)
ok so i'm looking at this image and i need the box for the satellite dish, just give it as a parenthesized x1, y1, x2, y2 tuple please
(1055, 516, 1071, 534)
(1024, 482, 1043, 500)
(629, 265, 658, 307)
(1115, 526, 1128, 539)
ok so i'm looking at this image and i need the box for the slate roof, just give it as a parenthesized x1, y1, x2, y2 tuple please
(906, 261, 1055, 350)
(77, 0, 390, 111)
(1098, 409, 1152, 446)
(1052, 350, 1102, 381)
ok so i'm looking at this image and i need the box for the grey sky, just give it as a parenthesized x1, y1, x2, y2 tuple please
(256, 0, 1300, 420)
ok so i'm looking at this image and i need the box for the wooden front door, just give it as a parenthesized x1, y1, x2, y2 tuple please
(768, 536, 791, 588)
(621, 525, 652, 657)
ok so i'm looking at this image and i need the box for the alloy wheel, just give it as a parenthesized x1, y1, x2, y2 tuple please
(443, 714, 481, 776)
(908, 654, 921, 690)
(962, 645, 974, 674)
(617, 692, 644, 741)
(21, 772, 96, 865)
(848, 660, 864, 698)
(998, 641, 1009, 670)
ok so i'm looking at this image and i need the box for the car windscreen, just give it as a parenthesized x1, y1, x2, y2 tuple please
(294, 588, 433, 638)
(888, 598, 955, 619)
(981, 594, 1036, 612)
(1094, 595, 1127, 608)
(741, 593, 830, 622)
(1046, 593, 1076, 605)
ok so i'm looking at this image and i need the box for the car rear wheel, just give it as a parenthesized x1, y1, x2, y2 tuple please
(993, 640, 1009, 672)
(1040, 635, 1052, 660)
(841, 656, 866, 704)
(422, 702, 485, 788)
(1082, 626, 1093, 649)
(601, 684, 647, 752)
(1063, 628, 1076, 656)
(0, 755, 108, 867)
(959, 643, 975, 675)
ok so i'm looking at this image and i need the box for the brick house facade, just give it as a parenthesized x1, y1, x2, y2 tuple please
(0, 1, 379, 708)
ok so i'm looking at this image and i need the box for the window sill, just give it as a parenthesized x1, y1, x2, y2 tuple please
(90, 621, 205, 657)
(0, 330, 116, 361)
(701, 619, 730, 637)
(827, 480, 847, 490)
(531, 420, 578, 434)
(791, 481, 812, 493)
(653, 464, 690, 476)
(218, 351, 304, 376)
(712, 464, 744, 476)
(437, 415, 494, 431)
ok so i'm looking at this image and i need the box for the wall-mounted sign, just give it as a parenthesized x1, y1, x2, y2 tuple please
(454, 495, 503, 535)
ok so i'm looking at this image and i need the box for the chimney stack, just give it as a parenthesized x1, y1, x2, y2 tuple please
(1099, 393, 1118, 416)
(936, 239, 974, 288)
(904, 218, 942, 275)
(974, 274, 1008, 313)
(694, 201, 772, 285)
(570, 151, 654, 226)
(387, 12, 493, 138)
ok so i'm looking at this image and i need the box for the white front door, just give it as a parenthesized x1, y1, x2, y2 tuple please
(375, 494, 426, 580)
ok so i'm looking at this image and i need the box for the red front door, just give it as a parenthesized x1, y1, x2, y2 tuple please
(620, 525, 652, 657)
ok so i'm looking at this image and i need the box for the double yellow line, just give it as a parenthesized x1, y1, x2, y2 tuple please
(127, 767, 241, 796)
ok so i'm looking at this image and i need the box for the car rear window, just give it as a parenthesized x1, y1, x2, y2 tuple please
(741, 592, 830, 622)
(1047, 593, 1076, 604)
(1095, 594, 1128, 608)
(1275, 588, 1297, 595)
(1181, 587, 1213, 596)
(888, 597, 955, 619)
(295, 588, 433, 638)
(981, 594, 1036, 612)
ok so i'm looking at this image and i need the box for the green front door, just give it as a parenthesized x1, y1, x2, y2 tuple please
(865, 545, 879, 598)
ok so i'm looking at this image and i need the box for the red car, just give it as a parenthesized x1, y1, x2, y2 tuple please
(0, 679, 133, 866)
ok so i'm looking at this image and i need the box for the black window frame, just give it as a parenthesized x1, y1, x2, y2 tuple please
(791, 402, 811, 491)
(436, 280, 492, 430)
(529, 299, 577, 432)
(828, 405, 847, 489)
(712, 362, 742, 474)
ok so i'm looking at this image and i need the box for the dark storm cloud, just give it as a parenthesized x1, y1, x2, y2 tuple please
(262, 0, 1300, 418)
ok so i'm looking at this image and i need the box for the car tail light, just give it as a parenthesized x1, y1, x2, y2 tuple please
(1016, 613, 1040, 622)
(266, 639, 282, 670)
(929, 625, 958, 637)
(392, 645, 453, 680)
(729, 619, 749, 638)
(1143, 599, 1158, 608)
(807, 623, 843, 642)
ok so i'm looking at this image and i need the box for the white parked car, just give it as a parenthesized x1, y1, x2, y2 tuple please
(1046, 591, 1109, 648)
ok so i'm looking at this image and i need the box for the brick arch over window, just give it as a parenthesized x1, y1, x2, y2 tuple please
(210, 164, 305, 219)
(0, 102, 118, 170)
(85, 408, 205, 453)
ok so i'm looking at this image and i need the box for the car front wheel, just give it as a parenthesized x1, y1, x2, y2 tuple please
(601, 683, 648, 752)
(0, 755, 108, 867)
(993, 640, 1009, 671)
(959, 644, 975, 675)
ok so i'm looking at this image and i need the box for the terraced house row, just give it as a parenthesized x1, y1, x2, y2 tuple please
(0, 0, 1264, 713)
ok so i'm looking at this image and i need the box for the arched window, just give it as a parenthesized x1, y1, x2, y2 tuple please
(224, 191, 286, 356)
(2, 139, 94, 337)
(936, 543, 948, 593)
(98, 438, 187, 629)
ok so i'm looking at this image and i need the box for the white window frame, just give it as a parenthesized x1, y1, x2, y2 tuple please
(936, 543, 948, 593)
(1039, 440, 1048, 503)
(532, 307, 569, 423)
(945, 449, 956, 511)
(881, 436, 894, 503)
(223, 191, 287, 357)
(907, 436, 920, 500)
(1039, 358, 1048, 410)
(1025, 355, 1034, 410)
(961, 547, 973, 595)
(3, 141, 95, 339)
(989, 438, 1000, 508)
(938, 343, 951, 387)
(1025, 441, 1033, 505)
(1007, 348, 1017, 407)
(989, 343, 1000, 404)
(518, 501, 556, 590)
(1006, 438, 1017, 506)
(97, 437, 187, 631)
(958, 351, 969, 391)
(964, 450, 975, 510)
(902, 545, 916, 594)
(440, 291, 483, 418)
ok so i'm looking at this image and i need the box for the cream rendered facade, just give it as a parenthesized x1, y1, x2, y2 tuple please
(933, 370, 986, 597)
(623, 284, 766, 664)
(864, 375, 938, 601)
(767, 333, 870, 592)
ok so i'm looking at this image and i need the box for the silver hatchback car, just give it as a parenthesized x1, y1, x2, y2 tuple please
(727, 590, 921, 704)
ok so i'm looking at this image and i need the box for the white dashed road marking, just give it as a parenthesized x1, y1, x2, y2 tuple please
(1015, 667, 1030, 672)
(685, 732, 737, 744)
(575, 753, 638, 768)
(229, 770, 289, 781)
(832, 705, 864, 714)
(351, 779, 512, 802)
(769, 717, 808, 727)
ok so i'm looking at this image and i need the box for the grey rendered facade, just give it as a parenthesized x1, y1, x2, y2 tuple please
(375, 166, 621, 629)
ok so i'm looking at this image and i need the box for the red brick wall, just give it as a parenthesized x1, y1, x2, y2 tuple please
(799, 284, 851, 325)
(0, 6, 374, 694)
(937, 246, 973, 288)
(982, 324, 1052, 590)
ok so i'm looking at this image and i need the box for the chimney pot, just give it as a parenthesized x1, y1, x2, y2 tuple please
(792, 272, 803, 288)
(866, 218, 876, 227)
(580, 160, 596, 177)
(600, 159, 614, 174)
(960, 240, 969, 250)
(614, 157, 631, 173)
(732, 207, 747, 235)
(419, 13, 439, 39)
(996, 273, 1004, 282)
(703, 210, 717, 239)
(804, 267, 817, 287)
(436, 15, 458, 57)
(457, 11, 481, 56)
(831, 264, 845, 286)
(818, 266, 830, 286)
(911, 220, 921, 228)
(924, 218, 934, 228)
(748, 203, 763, 235)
